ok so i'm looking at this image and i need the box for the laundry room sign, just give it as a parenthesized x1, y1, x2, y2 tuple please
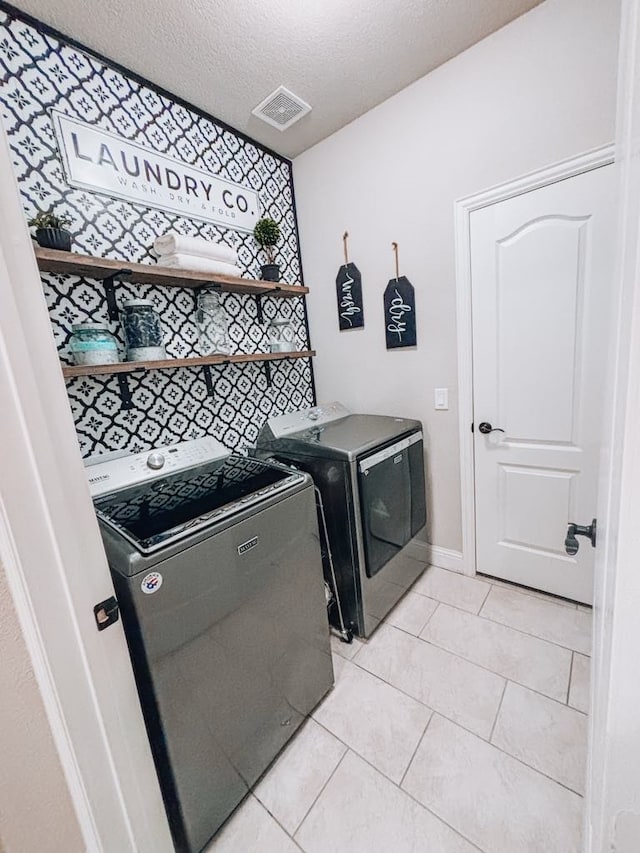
(52, 112, 260, 231)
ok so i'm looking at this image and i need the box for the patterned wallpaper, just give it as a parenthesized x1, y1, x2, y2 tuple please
(0, 4, 314, 456)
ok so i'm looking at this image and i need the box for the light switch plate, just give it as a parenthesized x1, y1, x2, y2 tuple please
(434, 388, 449, 410)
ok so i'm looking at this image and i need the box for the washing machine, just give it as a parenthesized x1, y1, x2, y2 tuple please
(86, 436, 333, 853)
(256, 402, 427, 638)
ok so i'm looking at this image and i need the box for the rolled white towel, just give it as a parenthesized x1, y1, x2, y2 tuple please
(154, 232, 238, 265)
(157, 253, 241, 277)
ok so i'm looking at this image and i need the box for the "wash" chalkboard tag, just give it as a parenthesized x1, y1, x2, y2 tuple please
(384, 276, 416, 348)
(336, 262, 364, 330)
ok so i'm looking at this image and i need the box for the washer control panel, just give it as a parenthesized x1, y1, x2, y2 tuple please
(266, 402, 350, 438)
(85, 436, 230, 497)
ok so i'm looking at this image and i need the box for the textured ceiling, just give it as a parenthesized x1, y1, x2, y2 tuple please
(9, 0, 544, 158)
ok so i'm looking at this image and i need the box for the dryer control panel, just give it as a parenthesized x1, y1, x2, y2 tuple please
(265, 402, 350, 438)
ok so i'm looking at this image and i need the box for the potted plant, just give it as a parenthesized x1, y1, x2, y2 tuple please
(253, 217, 281, 281)
(27, 210, 73, 251)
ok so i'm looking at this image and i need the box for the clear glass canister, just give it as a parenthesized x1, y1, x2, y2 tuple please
(196, 287, 231, 355)
(70, 322, 119, 366)
(121, 299, 166, 362)
(268, 318, 295, 353)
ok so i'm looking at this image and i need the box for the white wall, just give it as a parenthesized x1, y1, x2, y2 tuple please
(294, 0, 620, 554)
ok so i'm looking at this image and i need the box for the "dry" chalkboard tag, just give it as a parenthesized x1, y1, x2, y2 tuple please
(336, 262, 364, 330)
(384, 276, 416, 348)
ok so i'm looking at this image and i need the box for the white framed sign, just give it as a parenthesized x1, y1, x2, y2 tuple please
(52, 112, 260, 232)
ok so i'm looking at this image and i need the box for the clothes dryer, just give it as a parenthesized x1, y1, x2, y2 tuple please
(257, 403, 427, 638)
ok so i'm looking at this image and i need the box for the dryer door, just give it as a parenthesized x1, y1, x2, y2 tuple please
(358, 432, 426, 577)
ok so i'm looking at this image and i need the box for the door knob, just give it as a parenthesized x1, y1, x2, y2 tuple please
(478, 422, 505, 435)
(565, 519, 597, 555)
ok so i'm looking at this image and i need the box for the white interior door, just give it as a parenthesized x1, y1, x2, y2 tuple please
(470, 164, 616, 604)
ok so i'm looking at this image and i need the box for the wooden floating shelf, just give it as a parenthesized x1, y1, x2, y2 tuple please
(34, 247, 309, 297)
(61, 350, 316, 378)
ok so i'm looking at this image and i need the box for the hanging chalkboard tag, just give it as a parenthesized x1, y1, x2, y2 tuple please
(384, 276, 416, 348)
(384, 242, 416, 348)
(336, 231, 364, 330)
(336, 263, 364, 330)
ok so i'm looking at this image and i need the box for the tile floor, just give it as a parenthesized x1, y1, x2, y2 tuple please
(208, 565, 592, 853)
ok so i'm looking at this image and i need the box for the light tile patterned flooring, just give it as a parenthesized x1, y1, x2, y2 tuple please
(208, 566, 591, 853)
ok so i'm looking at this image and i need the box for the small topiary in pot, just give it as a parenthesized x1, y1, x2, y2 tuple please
(28, 210, 73, 252)
(253, 217, 281, 282)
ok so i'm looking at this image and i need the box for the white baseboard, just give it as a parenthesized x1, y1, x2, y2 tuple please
(405, 541, 465, 574)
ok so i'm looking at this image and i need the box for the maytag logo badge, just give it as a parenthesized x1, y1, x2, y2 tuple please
(238, 536, 259, 555)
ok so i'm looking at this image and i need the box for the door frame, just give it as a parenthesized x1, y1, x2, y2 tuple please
(0, 120, 173, 848)
(586, 0, 640, 845)
(453, 144, 615, 578)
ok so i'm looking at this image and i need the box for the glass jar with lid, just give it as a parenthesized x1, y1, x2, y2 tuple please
(196, 287, 231, 355)
(121, 299, 166, 362)
(268, 318, 295, 353)
(69, 322, 120, 366)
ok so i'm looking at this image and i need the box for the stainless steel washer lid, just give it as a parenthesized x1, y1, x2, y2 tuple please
(258, 414, 422, 462)
(94, 455, 305, 555)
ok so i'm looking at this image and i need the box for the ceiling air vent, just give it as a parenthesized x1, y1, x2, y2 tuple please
(252, 86, 311, 132)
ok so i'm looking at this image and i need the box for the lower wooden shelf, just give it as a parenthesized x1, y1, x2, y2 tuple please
(61, 349, 315, 378)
